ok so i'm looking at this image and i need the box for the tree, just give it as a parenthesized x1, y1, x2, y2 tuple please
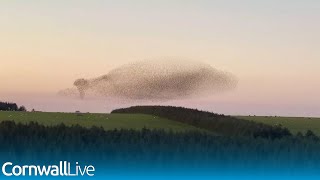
(306, 130, 316, 137)
(305, 130, 319, 140)
(18, 106, 27, 112)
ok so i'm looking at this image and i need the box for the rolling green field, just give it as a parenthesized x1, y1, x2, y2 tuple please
(237, 116, 320, 135)
(1, 111, 319, 135)
(0, 111, 204, 132)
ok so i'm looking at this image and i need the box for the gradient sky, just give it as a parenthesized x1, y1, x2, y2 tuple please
(1, 0, 320, 116)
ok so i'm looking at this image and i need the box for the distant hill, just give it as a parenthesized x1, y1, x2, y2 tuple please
(112, 106, 291, 139)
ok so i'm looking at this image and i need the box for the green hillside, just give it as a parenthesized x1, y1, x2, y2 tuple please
(237, 116, 320, 135)
(0, 111, 203, 132)
(2, 110, 319, 136)
(112, 106, 291, 138)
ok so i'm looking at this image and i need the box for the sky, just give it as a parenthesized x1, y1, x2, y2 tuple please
(1, 0, 320, 117)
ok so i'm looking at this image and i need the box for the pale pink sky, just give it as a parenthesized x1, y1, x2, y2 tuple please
(1, 1, 319, 116)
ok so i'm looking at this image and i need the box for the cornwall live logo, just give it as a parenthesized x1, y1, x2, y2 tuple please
(2, 161, 95, 177)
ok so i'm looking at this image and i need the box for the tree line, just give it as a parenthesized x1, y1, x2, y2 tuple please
(0, 121, 319, 172)
(0, 101, 26, 111)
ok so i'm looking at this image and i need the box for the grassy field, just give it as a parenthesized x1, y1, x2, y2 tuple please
(0, 111, 204, 132)
(237, 116, 320, 135)
(1, 111, 319, 135)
